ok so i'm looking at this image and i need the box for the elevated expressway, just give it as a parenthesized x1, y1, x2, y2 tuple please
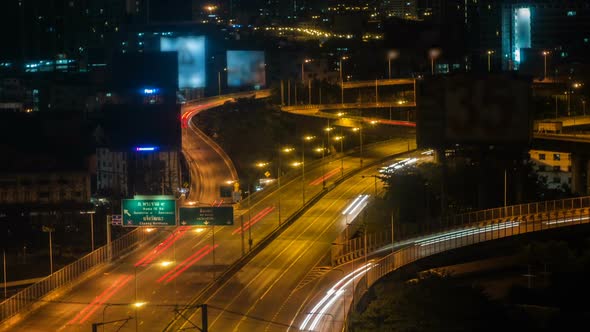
(181, 90, 271, 205)
(2, 87, 415, 331)
(164, 145, 590, 332)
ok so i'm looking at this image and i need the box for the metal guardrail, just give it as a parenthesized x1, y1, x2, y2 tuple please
(445, 196, 590, 228)
(282, 101, 415, 113)
(0, 227, 158, 325)
(183, 90, 271, 108)
(333, 196, 590, 267)
(352, 207, 590, 319)
(341, 78, 415, 89)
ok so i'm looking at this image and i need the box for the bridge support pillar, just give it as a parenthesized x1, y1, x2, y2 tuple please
(571, 154, 584, 194)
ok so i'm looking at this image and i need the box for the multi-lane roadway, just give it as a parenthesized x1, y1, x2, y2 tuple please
(164, 140, 416, 332)
(6, 130, 414, 332)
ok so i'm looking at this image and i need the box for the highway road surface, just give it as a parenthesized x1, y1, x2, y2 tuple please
(164, 141, 416, 332)
(5, 137, 415, 332)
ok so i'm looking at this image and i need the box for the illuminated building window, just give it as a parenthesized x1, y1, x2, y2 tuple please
(567, 11, 576, 16)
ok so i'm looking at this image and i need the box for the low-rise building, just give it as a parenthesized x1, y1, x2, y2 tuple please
(0, 172, 91, 205)
(529, 149, 571, 190)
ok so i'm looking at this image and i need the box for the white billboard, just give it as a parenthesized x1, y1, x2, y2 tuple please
(161, 36, 206, 88)
(227, 50, 266, 88)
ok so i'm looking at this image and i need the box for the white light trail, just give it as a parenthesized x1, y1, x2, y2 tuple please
(342, 195, 363, 215)
(544, 215, 590, 225)
(349, 195, 369, 215)
(299, 263, 375, 331)
(414, 221, 520, 247)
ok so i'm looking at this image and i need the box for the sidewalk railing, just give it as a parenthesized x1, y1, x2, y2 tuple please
(333, 195, 590, 267)
(0, 227, 158, 325)
(445, 196, 590, 228)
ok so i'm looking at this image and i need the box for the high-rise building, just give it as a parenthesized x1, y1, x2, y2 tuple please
(2, 0, 128, 63)
(501, 1, 590, 71)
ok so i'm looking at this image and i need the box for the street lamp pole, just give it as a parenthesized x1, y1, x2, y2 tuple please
(217, 71, 221, 96)
(308, 79, 312, 105)
(340, 57, 347, 105)
(335, 134, 344, 177)
(277, 153, 282, 225)
(388, 57, 391, 79)
(49, 229, 53, 275)
(3, 249, 6, 299)
(429, 48, 440, 76)
(301, 62, 305, 83)
(248, 183, 252, 251)
(487, 50, 494, 72)
(361, 175, 378, 196)
(431, 57, 435, 75)
(301, 139, 307, 204)
(359, 127, 363, 167)
(542, 51, 549, 79)
(387, 50, 398, 79)
(90, 212, 95, 251)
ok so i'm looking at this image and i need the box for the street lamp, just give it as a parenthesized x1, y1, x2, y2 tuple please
(429, 48, 441, 75)
(133, 301, 146, 331)
(255, 161, 269, 169)
(302, 59, 312, 105)
(361, 175, 381, 196)
(542, 51, 550, 79)
(41, 225, 54, 275)
(80, 210, 96, 251)
(301, 58, 312, 83)
(340, 56, 348, 105)
(334, 135, 345, 177)
(301, 135, 315, 204)
(277, 146, 295, 225)
(217, 68, 226, 96)
(352, 127, 363, 167)
(487, 50, 494, 72)
(387, 50, 399, 79)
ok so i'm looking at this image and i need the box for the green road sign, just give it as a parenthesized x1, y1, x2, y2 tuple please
(179, 207, 234, 226)
(122, 196, 176, 227)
